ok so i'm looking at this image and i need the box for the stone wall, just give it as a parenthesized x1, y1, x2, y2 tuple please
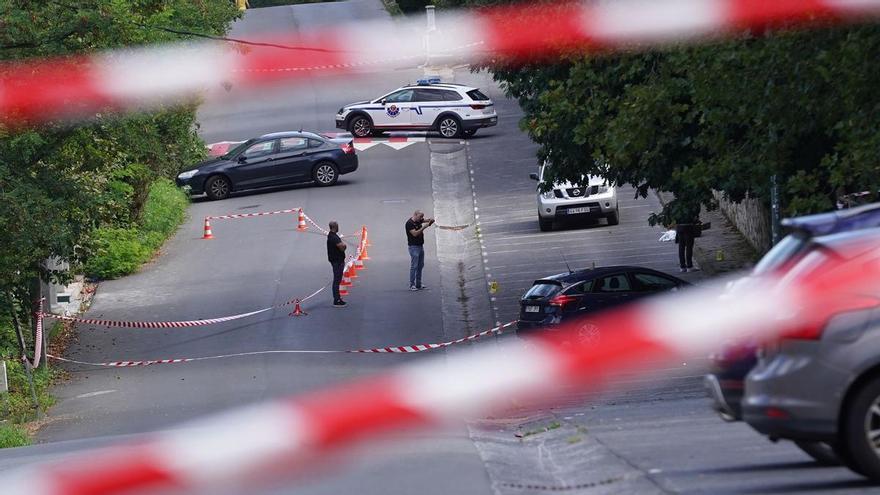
(712, 190, 772, 253)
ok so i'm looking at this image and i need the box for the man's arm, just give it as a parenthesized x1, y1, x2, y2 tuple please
(408, 219, 435, 237)
(336, 240, 346, 252)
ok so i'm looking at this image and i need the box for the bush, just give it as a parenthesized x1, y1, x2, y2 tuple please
(0, 424, 30, 449)
(85, 180, 189, 279)
(396, 0, 430, 12)
(247, 0, 333, 7)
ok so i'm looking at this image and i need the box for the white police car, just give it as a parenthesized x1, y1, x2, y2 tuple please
(335, 78, 497, 138)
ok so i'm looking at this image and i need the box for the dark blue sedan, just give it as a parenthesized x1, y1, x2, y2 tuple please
(177, 131, 358, 200)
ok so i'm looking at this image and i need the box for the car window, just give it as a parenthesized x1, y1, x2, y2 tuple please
(752, 233, 810, 275)
(414, 89, 444, 102)
(243, 140, 275, 158)
(563, 282, 589, 295)
(440, 90, 463, 101)
(279, 137, 308, 152)
(524, 282, 562, 299)
(633, 272, 678, 292)
(384, 90, 414, 103)
(594, 274, 631, 293)
(308, 139, 324, 148)
(467, 89, 489, 101)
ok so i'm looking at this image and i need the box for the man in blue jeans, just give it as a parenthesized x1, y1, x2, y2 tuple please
(327, 221, 347, 307)
(405, 210, 434, 291)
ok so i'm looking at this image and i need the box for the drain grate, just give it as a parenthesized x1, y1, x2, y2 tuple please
(499, 476, 624, 492)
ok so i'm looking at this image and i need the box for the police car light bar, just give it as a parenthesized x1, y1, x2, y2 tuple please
(417, 76, 442, 85)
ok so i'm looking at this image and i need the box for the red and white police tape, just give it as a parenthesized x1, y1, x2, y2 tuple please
(2, 0, 880, 124)
(4, 245, 878, 495)
(46, 321, 518, 367)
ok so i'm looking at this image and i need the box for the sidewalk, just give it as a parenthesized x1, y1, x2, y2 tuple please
(657, 191, 760, 278)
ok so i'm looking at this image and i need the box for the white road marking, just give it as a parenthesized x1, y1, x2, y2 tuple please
(75, 389, 118, 399)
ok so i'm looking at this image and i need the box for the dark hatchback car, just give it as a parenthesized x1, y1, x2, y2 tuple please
(176, 131, 358, 200)
(517, 266, 689, 337)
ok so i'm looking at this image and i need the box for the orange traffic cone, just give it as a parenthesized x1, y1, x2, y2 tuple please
(347, 264, 358, 279)
(341, 272, 352, 287)
(354, 257, 365, 270)
(360, 245, 370, 260)
(289, 299, 307, 317)
(202, 218, 214, 240)
(339, 286, 349, 297)
(297, 209, 308, 232)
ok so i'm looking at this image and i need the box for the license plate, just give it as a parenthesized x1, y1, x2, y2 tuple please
(566, 207, 592, 214)
(525, 305, 540, 313)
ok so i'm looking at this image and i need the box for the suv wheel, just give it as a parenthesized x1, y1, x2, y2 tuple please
(205, 175, 231, 201)
(606, 209, 620, 226)
(539, 218, 553, 232)
(349, 115, 373, 138)
(438, 116, 461, 138)
(462, 129, 477, 138)
(841, 378, 880, 479)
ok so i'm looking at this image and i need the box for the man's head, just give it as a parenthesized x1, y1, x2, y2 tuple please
(329, 221, 338, 233)
(412, 210, 424, 222)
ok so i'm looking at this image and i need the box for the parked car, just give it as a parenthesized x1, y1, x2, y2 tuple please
(742, 227, 880, 480)
(530, 162, 619, 232)
(705, 202, 880, 464)
(335, 79, 497, 138)
(176, 131, 357, 200)
(517, 266, 689, 341)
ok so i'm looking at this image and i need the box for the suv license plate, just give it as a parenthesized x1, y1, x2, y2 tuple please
(567, 207, 592, 214)
(525, 305, 540, 313)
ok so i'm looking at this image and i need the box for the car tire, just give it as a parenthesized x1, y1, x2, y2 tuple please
(832, 442, 867, 476)
(794, 441, 840, 466)
(313, 161, 339, 187)
(205, 175, 231, 201)
(539, 218, 553, 232)
(606, 209, 620, 226)
(841, 378, 880, 479)
(437, 116, 462, 138)
(462, 129, 477, 138)
(348, 115, 373, 138)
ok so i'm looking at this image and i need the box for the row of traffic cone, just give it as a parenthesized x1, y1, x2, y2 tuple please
(203, 209, 308, 240)
(338, 226, 370, 298)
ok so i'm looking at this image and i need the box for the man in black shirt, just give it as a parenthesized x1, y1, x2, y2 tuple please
(327, 221, 347, 307)
(405, 210, 434, 291)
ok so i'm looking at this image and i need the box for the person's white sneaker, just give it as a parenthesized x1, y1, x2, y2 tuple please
(679, 268, 688, 273)
(689, 267, 701, 272)
(410, 285, 418, 291)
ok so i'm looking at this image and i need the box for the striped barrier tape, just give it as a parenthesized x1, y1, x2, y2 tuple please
(206, 208, 300, 221)
(5, 245, 878, 495)
(2, 0, 879, 124)
(46, 322, 518, 367)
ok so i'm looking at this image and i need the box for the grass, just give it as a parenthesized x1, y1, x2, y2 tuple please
(85, 179, 189, 279)
(0, 423, 30, 449)
(0, 357, 58, 448)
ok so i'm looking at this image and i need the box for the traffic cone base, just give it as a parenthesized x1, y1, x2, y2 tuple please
(202, 218, 214, 240)
(340, 287, 349, 296)
(289, 300, 307, 317)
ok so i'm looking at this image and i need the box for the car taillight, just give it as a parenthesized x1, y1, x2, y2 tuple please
(549, 294, 577, 307)
(341, 142, 355, 155)
(470, 104, 486, 110)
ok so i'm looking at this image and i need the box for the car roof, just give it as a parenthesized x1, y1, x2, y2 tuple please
(811, 226, 880, 255)
(401, 84, 478, 92)
(258, 131, 323, 140)
(782, 202, 880, 237)
(534, 266, 685, 285)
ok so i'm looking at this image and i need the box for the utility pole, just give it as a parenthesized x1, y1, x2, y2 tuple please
(770, 174, 781, 245)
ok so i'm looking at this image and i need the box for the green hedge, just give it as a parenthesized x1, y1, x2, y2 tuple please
(247, 0, 333, 7)
(0, 424, 30, 449)
(85, 180, 188, 279)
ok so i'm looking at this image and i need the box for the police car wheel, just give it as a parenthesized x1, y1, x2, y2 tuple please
(349, 116, 372, 138)
(438, 117, 461, 138)
(462, 129, 477, 137)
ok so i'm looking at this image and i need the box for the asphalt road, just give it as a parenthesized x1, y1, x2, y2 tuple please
(1, 1, 878, 494)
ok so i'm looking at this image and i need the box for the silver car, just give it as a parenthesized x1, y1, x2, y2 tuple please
(529, 162, 619, 232)
(743, 227, 880, 480)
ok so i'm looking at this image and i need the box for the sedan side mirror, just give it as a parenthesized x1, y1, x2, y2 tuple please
(237, 156, 247, 163)
(380, 99, 387, 105)
(529, 173, 539, 181)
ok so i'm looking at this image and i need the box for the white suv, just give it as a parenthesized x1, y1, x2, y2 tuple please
(335, 80, 497, 138)
(530, 162, 619, 231)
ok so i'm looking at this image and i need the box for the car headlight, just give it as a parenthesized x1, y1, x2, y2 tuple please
(541, 191, 555, 200)
(177, 169, 199, 180)
(337, 108, 346, 115)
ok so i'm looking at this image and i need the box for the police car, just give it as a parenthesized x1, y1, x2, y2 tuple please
(335, 78, 498, 138)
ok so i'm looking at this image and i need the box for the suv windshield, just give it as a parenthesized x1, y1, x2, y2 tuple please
(752, 233, 811, 275)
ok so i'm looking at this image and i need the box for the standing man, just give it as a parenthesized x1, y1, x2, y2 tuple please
(674, 206, 701, 273)
(327, 221, 347, 307)
(405, 210, 434, 291)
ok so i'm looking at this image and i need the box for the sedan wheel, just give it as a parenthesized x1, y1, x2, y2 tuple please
(350, 116, 372, 138)
(313, 162, 339, 187)
(577, 321, 601, 346)
(205, 175, 231, 201)
(438, 117, 461, 138)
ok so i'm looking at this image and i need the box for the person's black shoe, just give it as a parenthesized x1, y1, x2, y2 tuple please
(333, 300, 347, 307)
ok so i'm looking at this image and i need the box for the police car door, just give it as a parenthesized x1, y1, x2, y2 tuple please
(374, 89, 414, 129)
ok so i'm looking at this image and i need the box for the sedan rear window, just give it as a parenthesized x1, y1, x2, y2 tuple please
(524, 282, 562, 299)
(467, 89, 489, 101)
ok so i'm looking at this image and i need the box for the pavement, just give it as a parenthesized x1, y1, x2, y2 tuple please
(1, 1, 877, 494)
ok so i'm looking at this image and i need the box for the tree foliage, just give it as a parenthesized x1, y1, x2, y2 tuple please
(439, 1, 880, 228)
(0, 1, 239, 353)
